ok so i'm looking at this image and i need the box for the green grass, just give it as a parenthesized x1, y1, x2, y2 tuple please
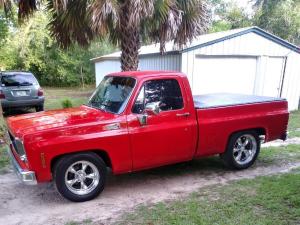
(259, 144, 300, 165)
(43, 86, 94, 110)
(118, 170, 300, 225)
(288, 110, 300, 138)
(45, 97, 89, 110)
(0, 145, 9, 170)
(65, 219, 92, 225)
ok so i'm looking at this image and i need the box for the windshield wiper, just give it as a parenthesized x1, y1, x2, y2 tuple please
(19, 82, 32, 86)
(86, 101, 109, 113)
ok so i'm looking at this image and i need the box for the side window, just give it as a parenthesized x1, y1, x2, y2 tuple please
(132, 86, 145, 114)
(159, 79, 184, 111)
(132, 79, 184, 114)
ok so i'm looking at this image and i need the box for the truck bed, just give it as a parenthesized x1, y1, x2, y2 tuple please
(193, 93, 288, 158)
(193, 93, 284, 109)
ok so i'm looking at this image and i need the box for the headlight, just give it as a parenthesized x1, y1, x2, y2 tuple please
(14, 138, 27, 163)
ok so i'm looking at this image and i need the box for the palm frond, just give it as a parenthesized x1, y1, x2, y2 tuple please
(146, 0, 208, 52)
(127, 0, 155, 27)
(89, 0, 120, 36)
(0, 0, 12, 16)
(159, 0, 182, 52)
(144, 0, 181, 52)
(18, 0, 38, 21)
(52, 0, 69, 10)
(174, 0, 209, 49)
(47, 0, 94, 48)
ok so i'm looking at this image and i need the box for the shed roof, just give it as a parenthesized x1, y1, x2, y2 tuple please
(91, 26, 300, 62)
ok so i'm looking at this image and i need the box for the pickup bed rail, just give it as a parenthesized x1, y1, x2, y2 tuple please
(193, 93, 285, 109)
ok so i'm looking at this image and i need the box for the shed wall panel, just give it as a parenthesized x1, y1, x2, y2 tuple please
(95, 60, 121, 86)
(139, 54, 181, 71)
(281, 52, 300, 110)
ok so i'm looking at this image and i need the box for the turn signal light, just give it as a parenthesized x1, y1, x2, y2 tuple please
(0, 90, 5, 99)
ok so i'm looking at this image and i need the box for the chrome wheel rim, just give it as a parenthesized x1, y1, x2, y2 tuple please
(233, 134, 257, 165)
(65, 160, 100, 195)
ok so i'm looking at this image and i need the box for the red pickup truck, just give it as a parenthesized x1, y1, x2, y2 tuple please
(5, 71, 289, 202)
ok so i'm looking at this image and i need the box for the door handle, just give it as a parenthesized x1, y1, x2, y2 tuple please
(176, 113, 190, 117)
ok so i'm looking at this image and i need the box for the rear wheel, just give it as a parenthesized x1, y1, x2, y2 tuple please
(54, 152, 107, 202)
(221, 131, 260, 170)
(35, 104, 44, 112)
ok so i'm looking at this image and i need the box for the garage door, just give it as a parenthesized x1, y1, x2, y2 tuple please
(192, 56, 258, 95)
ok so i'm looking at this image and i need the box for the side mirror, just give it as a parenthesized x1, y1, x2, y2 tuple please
(137, 114, 148, 126)
(137, 102, 161, 126)
(145, 102, 161, 115)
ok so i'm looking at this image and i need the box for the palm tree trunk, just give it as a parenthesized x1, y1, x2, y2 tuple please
(120, 2, 140, 71)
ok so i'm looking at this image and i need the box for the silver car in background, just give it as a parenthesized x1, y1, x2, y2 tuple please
(0, 71, 44, 113)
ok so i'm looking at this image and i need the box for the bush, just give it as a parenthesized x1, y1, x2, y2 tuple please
(61, 99, 73, 108)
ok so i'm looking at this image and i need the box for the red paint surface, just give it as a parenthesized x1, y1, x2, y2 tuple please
(6, 71, 289, 182)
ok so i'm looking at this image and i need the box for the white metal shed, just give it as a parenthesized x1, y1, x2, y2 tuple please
(91, 27, 300, 111)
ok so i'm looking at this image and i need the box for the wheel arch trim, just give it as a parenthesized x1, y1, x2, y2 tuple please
(50, 149, 113, 174)
(225, 127, 266, 151)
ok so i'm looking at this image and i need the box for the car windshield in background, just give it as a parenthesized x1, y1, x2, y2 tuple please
(1, 73, 38, 87)
(88, 76, 136, 114)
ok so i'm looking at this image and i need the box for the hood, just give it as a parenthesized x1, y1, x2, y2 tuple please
(6, 105, 116, 138)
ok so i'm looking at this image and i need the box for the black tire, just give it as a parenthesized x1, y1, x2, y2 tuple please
(2, 108, 7, 115)
(220, 130, 260, 170)
(35, 104, 44, 112)
(54, 152, 107, 202)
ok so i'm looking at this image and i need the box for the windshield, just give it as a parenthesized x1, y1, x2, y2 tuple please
(1, 73, 38, 87)
(88, 76, 136, 114)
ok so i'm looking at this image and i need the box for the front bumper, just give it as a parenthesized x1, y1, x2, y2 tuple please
(6, 144, 37, 185)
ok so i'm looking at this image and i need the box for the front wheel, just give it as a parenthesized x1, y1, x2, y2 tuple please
(54, 152, 107, 202)
(220, 131, 260, 170)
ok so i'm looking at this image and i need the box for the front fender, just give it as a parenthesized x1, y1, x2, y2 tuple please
(24, 123, 132, 183)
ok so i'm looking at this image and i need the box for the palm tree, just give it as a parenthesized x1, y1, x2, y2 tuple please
(0, 0, 37, 17)
(1, 0, 209, 71)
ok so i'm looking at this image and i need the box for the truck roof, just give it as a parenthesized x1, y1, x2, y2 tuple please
(108, 71, 186, 79)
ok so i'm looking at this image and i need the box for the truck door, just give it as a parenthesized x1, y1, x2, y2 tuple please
(127, 77, 196, 170)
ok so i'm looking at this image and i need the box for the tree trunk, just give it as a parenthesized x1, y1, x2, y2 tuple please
(80, 66, 84, 88)
(120, 2, 140, 71)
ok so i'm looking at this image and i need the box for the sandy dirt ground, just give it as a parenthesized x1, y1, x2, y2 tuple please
(262, 137, 300, 147)
(0, 139, 300, 225)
